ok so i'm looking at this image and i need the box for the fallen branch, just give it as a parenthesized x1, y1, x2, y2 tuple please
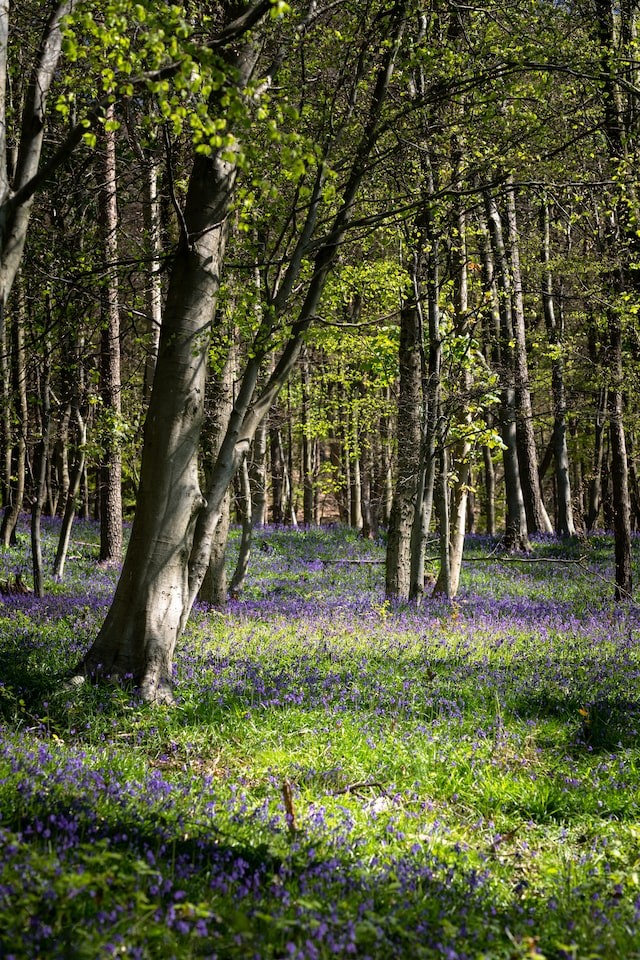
(331, 780, 389, 797)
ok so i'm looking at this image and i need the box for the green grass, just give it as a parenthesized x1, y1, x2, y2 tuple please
(1, 520, 640, 957)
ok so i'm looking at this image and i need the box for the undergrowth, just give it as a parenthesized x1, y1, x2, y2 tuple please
(1, 518, 640, 958)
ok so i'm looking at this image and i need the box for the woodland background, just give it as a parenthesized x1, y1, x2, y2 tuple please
(3, 0, 640, 622)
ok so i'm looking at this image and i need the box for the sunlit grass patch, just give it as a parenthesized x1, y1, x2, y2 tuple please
(2, 522, 640, 956)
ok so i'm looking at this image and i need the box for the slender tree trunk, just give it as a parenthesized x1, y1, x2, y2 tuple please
(199, 339, 236, 607)
(270, 418, 284, 524)
(609, 319, 632, 598)
(0, 2, 74, 335)
(98, 106, 123, 565)
(1, 280, 27, 546)
(53, 410, 86, 580)
(361, 441, 375, 538)
(301, 352, 315, 525)
(483, 193, 530, 551)
(386, 302, 422, 599)
(350, 403, 363, 533)
(408, 171, 442, 603)
(434, 434, 451, 598)
(249, 419, 268, 526)
(379, 387, 394, 526)
(586, 387, 608, 530)
(593, 0, 634, 598)
(540, 199, 575, 536)
(229, 456, 253, 596)
(31, 342, 51, 598)
(142, 158, 162, 404)
(483, 443, 496, 535)
(435, 188, 471, 596)
(506, 180, 552, 534)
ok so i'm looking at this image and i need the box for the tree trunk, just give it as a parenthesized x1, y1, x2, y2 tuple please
(609, 320, 632, 599)
(142, 158, 162, 404)
(1, 280, 27, 546)
(31, 342, 51, 598)
(80, 8, 407, 700)
(434, 187, 471, 597)
(229, 456, 253, 596)
(199, 338, 236, 607)
(0, 2, 73, 336)
(269, 419, 284, 524)
(386, 303, 422, 599)
(540, 199, 575, 536)
(53, 410, 86, 580)
(301, 352, 315, 525)
(506, 180, 552, 534)
(98, 106, 123, 565)
(433, 436, 451, 598)
(483, 193, 530, 551)
(483, 423, 496, 535)
(80, 86, 246, 700)
(586, 387, 608, 530)
(249, 418, 268, 526)
(409, 213, 438, 604)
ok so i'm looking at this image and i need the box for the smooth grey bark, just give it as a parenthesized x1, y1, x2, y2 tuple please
(199, 340, 235, 607)
(349, 410, 363, 533)
(378, 387, 394, 526)
(408, 211, 438, 604)
(360, 442, 375, 539)
(301, 352, 315, 525)
(506, 181, 552, 535)
(0, 2, 74, 333)
(434, 432, 451, 598)
(540, 200, 575, 536)
(228, 456, 253, 596)
(98, 106, 123, 565)
(434, 185, 471, 598)
(249, 419, 268, 526)
(483, 194, 530, 551)
(142, 158, 163, 404)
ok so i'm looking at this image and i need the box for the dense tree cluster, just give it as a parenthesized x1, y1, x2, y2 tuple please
(2, 0, 640, 698)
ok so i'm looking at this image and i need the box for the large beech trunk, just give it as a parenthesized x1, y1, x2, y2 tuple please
(80, 7, 406, 701)
(80, 125, 243, 702)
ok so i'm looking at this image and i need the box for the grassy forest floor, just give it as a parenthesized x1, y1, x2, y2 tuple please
(1, 520, 640, 958)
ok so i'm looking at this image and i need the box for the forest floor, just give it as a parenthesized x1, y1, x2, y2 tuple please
(1, 520, 640, 958)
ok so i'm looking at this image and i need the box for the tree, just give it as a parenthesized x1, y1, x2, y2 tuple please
(79, 0, 410, 701)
